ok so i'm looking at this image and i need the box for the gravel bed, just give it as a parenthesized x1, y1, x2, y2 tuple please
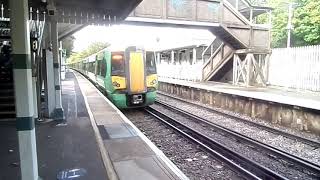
(123, 109, 243, 180)
(157, 93, 320, 166)
(151, 104, 320, 180)
(158, 92, 320, 142)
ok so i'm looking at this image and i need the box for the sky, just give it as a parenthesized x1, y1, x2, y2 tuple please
(73, 24, 215, 52)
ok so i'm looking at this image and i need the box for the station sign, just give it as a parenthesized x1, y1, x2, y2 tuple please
(0, 20, 10, 39)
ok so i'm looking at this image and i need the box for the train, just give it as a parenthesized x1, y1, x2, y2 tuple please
(69, 46, 158, 108)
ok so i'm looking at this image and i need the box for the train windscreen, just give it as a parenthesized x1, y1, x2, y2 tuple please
(146, 51, 157, 75)
(111, 54, 125, 76)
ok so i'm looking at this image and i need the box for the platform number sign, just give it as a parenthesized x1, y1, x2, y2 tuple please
(0, 20, 10, 39)
(31, 38, 38, 52)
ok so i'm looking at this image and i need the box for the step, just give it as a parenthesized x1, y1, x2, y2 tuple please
(0, 105, 15, 111)
(0, 112, 16, 119)
(0, 83, 14, 88)
(0, 111, 16, 115)
(0, 96, 15, 103)
(0, 89, 14, 96)
(0, 118, 16, 122)
(0, 103, 15, 107)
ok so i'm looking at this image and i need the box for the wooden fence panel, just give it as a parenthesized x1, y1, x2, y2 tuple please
(269, 45, 320, 92)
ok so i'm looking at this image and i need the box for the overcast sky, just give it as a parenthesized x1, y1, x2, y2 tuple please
(73, 24, 215, 52)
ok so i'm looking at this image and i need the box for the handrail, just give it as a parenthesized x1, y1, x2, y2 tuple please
(201, 40, 215, 59)
(201, 38, 222, 63)
(202, 43, 224, 69)
(224, 0, 271, 25)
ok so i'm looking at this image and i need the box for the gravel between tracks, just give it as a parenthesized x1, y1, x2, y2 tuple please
(157, 93, 320, 166)
(150, 104, 319, 179)
(123, 110, 243, 180)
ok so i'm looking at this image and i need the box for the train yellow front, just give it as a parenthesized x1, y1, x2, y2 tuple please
(69, 46, 157, 108)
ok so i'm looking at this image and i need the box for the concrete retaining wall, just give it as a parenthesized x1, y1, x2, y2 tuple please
(159, 82, 320, 135)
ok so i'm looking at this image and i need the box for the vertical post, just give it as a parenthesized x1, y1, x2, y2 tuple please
(192, 48, 196, 64)
(287, 3, 293, 48)
(250, 9, 253, 23)
(171, 50, 174, 64)
(246, 54, 252, 86)
(235, 0, 239, 10)
(233, 54, 237, 85)
(51, 19, 65, 121)
(60, 41, 66, 80)
(10, 0, 39, 179)
(268, 10, 272, 49)
(157, 52, 160, 64)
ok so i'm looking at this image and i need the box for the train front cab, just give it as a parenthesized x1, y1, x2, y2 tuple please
(109, 47, 157, 108)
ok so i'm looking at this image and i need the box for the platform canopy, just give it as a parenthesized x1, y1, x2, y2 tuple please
(2, 0, 142, 39)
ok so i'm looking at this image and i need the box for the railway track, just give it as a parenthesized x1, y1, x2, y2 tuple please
(157, 91, 320, 148)
(149, 100, 320, 179)
(124, 110, 245, 179)
(145, 107, 287, 180)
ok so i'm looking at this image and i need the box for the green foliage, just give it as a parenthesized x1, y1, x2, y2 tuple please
(266, 0, 320, 47)
(67, 42, 109, 64)
(62, 36, 75, 58)
(294, 0, 320, 45)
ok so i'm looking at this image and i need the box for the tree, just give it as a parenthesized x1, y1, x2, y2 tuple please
(66, 41, 109, 63)
(265, 0, 320, 47)
(62, 36, 75, 58)
(294, 0, 320, 45)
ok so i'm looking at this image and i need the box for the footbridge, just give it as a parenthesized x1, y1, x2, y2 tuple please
(127, 0, 272, 85)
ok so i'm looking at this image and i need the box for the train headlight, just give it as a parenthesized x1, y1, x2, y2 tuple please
(147, 74, 158, 88)
(112, 76, 126, 90)
(150, 79, 157, 85)
(112, 81, 120, 87)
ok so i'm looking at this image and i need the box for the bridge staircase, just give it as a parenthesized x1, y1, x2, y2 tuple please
(0, 61, 15, 121)
(128, 0, 271, 86)
(201, 0, 271, 85)
(0, 10, 46, 121)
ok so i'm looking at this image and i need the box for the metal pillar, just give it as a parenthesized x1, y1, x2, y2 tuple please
(287, 3, 294, 48)
(51, 20, 65, 120)
(192, 48, 196, 64)
(43, 22, 56, 118)
(171, 50, 175, 64)
(60, 41, 66, 80)
(10, 0, 39, 179)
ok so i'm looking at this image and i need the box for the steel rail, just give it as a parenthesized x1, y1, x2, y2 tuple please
(157, 91, 320, 148)
(145, 107, 287, 180)
(155, 100, 320, 176)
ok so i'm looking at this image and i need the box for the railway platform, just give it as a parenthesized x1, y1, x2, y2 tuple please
(0, 71, 186, 180)
(158, 77, 320, 134)
(1, 72, 108, 180)
(73, 71, 187, 180)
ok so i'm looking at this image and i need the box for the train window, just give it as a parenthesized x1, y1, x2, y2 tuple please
(111, 54, 125, 76)
(96, 60, 101, 75)
(101, 58, 107, 77)
(146, 51, 157, 75)
(89, 62, 93, 73)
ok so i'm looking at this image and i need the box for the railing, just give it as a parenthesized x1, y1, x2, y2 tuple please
(202, 42, 224, 80)
(224, 0, 272, 26)
(202, 43, 234, 81)
(201, 38, 222, 64)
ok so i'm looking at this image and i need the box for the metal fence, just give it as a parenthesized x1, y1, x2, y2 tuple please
(268, 45, 320, 92)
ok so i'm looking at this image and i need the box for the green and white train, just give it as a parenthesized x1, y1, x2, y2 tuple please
(69, 46, 157, 108)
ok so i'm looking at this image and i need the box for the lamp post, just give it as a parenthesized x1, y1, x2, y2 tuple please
(287, 3, 293, 47)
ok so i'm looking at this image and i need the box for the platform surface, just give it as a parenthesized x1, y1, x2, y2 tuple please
(0, 72, 108, 180)
(159, 77, 320, 111)
(74, 71, 187, 180)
